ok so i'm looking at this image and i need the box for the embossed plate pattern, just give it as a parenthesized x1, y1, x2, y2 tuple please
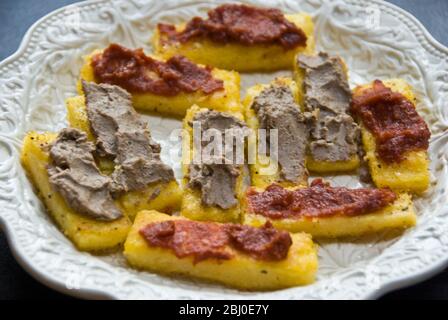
(0, 0, 448, 299)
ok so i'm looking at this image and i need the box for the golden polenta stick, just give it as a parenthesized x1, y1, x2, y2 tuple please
(243, 77, 308, 188)
(65, 94, 182, 221)
(124, 210, 318, 290)
(78, 47, 241, 117)
(352, 79, 430, 193)
(153, 12, 315, 72)
(180, 105, 247, 223)
(243, 182, 416, 238)
(21, 132, 131, 251)
(294, 52, 360, 173)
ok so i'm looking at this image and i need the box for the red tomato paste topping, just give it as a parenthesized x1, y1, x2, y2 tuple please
(350, 80, 430, 163)
(91, 44, 223, 96)
(246, 179, 397, 219)
(158, 4, 307, 49)
(226, 223, 292, 261)
(139, 220, 292, 263)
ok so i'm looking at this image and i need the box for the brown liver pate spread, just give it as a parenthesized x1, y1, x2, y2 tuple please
(246, 179, 397, 219)
(351, 80, 430, 163)
(188, 110, 247, 210)
(91, 44, 223, 96)
(47, 128, 123, 221)
(139, 220, 292, 263)
(157, 4, 307, 49)
(82, 81, 175, 196)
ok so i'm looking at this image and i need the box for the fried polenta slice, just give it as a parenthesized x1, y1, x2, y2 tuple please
(243, 187, 416, 238)
(124, 210, 318, 290)
(78, 50, 241, 117)
(65, 95, 182, 220)
(243, 77, 308, 188)
(180, 105, 246, 223)
(20, 132, 132, 251)
(353, 79, 430, 193)
(153, 13, 315, 72)
(294, 53, 359, 173)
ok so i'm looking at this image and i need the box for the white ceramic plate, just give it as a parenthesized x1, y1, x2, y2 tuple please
(1, 0, 448, 300)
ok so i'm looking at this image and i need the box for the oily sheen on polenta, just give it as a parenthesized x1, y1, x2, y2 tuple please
(243, 77, 308, 188)
(243, 188, 416, 238)
(21, 132, 132, 251)
(124, 210, 318, 290)
(153, 13, 315, 72)
(180, 105, 246, 223)
(78, 50, 242, 117)
(65, 95, 182, 220)
(353, 79, 430, 193)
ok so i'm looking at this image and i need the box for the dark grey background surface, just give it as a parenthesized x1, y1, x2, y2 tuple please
(1, 0, 447, 300)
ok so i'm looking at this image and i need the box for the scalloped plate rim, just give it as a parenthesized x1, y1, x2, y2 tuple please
(0, 0, 447, 300)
